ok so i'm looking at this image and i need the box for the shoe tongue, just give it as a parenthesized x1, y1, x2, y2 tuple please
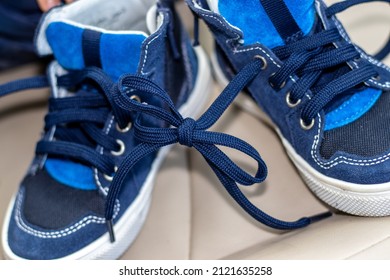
(208, 0, 316, 48)
(46, 21, 148, 80)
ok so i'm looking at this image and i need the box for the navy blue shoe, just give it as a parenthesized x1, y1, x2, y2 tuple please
(187, 0, 390, 216)
(1, 0, 212, 259)
(1, 0, 333, 260)
(0, 0, 41, 70)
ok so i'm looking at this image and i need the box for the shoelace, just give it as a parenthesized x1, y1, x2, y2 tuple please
(0, 58, 331, 243)
(104, 58, 331, 242)
(327, 0, 390, 61)
(268, 0, 389, 129)
(0, 68, 133, 184)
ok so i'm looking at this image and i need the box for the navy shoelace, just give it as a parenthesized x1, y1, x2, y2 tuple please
(105, 57, 331, 242)
(268, 0, 389, 128)
(0, 58, 331, 243)
(0, 68, 133, 185)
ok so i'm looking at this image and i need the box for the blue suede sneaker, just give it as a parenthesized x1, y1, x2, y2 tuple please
(1, 0, 333, 260)
(187, 0, 390, 216)
(1, 0, 212, 259)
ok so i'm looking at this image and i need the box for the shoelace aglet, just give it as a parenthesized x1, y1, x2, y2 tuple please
(308, 211, 332, 224)
(106, 219, 116, 243)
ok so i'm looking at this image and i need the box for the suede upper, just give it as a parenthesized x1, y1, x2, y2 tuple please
(186, 0, 390, 185)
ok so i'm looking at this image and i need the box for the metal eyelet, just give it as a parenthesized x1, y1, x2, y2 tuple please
(116, 122, 132, 133)
(104, 166, 118, 182)
(269, 73, 286, 90)
(365, 75, 381, 86)
(111, 139, 125, 156)
(300, 118, 315, 130)
(254, 55, 268, 70)
(286, 92, 301, 108)
(130, 94, 141, 102)
(115, 95, 139, 133)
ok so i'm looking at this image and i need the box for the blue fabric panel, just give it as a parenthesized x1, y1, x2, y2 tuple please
(325, 88, 382, 131)
(45, 158, 97, 190)
(46, 22, 85, 70)
(46, 22, 146, 80)
(100, 33, 146, 80)
(218, 0, 315, 47)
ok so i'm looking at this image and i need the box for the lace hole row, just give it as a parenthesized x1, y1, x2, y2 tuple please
(115, 95, 141, 133)
(252, 55, 312, 131)
(102, 94, 141, 182)
(103, 139, 126, 182)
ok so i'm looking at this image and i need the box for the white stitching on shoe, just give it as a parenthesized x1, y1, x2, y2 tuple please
(141, 32, 162, 75)
(14, 189, 120, 239)
(95, 116, 115, 193)
(234, 47, 281, 69)
(325, 91, 380, 127)
(310, 115, 390, 169)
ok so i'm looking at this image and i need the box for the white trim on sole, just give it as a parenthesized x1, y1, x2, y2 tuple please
(2, 46, 212, 260)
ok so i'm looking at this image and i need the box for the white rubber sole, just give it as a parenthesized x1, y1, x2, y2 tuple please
(2, 46, 212, 260)
(211, 51, 390, 217)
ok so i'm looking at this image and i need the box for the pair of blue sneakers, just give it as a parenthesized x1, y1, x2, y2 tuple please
(0, 0, 389, 259)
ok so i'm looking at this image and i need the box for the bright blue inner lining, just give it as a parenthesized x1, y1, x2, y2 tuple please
(218, 0, 316, 48)
(324, 88, 382, 131)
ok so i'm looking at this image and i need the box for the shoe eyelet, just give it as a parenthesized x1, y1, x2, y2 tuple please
(353, 57, 361, 63)
(269, 73, 286, 90)
(300, 118, 315, 130)
(111, 139, 126, 156)
(130, 94, 141, 103)
(104, 166, 118, 182)
(286, 92, 301, 108)
(372, 75, 381, 81)
(116, 122, 132, 133)
(254, 55, 268, 70)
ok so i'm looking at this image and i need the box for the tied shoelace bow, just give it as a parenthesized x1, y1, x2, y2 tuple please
(268, 0, 389, 128)
(0, 59, 331, 244)
(105, 57, 331, 242)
